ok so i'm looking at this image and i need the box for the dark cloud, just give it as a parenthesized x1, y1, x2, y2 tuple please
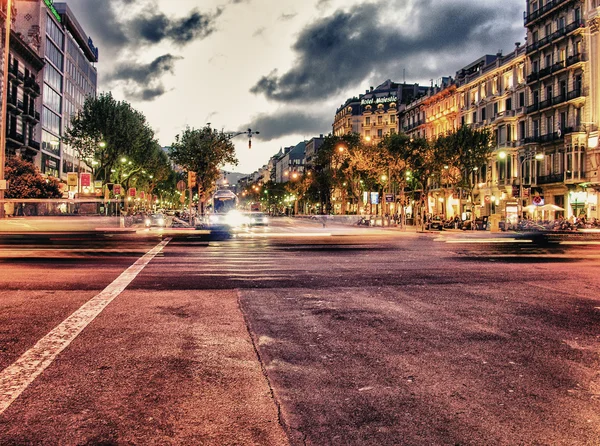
(130, 9, 221, 45)
(241, 111, 330, 142)
(108, 54, 182, 101)
(251, 0, 525, 103)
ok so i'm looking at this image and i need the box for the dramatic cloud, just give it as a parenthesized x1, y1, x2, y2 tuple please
(108, 54, 182, 101)
(129, 9, 221, 45)
(241, 111, 331, 142)
(67, 0, 223, 101)
(251, 0, 524, 103)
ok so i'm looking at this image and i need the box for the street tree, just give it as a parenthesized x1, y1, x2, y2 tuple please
(436, 124, 494, 213)
(4, 157, 62, 198)
(169, 125, 238, 213)
(63, 92, 157, 184)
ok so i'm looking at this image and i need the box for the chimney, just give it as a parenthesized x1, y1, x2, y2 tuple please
(370, 86, 374, 92)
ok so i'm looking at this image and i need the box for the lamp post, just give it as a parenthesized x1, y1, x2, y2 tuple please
(0, 0, 13, 218)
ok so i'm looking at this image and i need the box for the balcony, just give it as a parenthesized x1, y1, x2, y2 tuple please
(539, 98, 552, 110)
(526, 102, 540, 114)
(567, 88, 583, 101)
(537, 173, 564, 184)
(524, 132, 562, 144)
(527, 71, 539, 83)
(524, 0, 573, 26)
(7, 130, 25, 144)
(24, 77, 41, 96)
(27, 140, 41, 151)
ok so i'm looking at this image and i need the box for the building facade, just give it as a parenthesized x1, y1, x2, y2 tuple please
(4, 20, 44, 162)
(525, 0, 598, 220)
(14, 0, 98, 181)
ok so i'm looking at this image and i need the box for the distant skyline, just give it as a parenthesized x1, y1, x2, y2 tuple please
(60, 0, 526, 173)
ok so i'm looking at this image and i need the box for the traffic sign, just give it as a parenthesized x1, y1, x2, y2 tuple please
(113, 184, 121, 195)
(177, 180, 186, 191)
(80, 173, 91, 187)
(129, 187, 136, 197)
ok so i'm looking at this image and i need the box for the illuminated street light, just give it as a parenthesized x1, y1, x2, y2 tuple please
(498, 151, 507, 159)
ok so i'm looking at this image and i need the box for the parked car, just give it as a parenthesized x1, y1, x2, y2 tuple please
(426, 217, 443, 230)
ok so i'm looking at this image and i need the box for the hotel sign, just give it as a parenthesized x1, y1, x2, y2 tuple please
(361, 96, 398, 106)
(87, 37, 99, 61)
(44, 0, 61, 23)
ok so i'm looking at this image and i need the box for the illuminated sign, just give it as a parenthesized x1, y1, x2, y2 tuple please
(44, 0, 61, 23)
(87, 37, 99, 61)
(361, 96, 398, 106)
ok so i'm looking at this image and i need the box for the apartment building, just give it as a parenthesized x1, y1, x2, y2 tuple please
(1, 3, 44, 162)
(524, 0, 597, 219)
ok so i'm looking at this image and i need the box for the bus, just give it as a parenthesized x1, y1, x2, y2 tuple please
(206, 189, 244, 228)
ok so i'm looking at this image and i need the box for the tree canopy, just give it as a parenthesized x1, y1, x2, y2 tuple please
(62, 92, 171, 191)
(4, 157, 62, 198)
(168, 125, 238, 204)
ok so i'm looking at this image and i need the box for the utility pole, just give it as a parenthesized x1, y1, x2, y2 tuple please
(0, 0, 13, 219)
(225, 128, 259, 149)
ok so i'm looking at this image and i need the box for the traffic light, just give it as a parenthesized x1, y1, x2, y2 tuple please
(187, 171, 197, 188)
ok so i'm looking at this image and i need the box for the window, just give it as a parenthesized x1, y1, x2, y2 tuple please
(546, 116, 553, 135)
(472, 112, 477, 123)
(493, 102, 498, 116)
(481, 107, 486, 121)
(42, 106, 61, 135)
(519, 121, 526, 140)
(519, 92, 525, 107)
(46, 15, 64, 48)
(46, 41, 64, 70)
(545, 85, 552, 101)
(545, 54, 552, 68)
(377, 115, 382, 125)
(506, 97, 512, 111)
(43, 84, 62, 113)
(545, 23, 552, 37)
(533, 119, 540, 138)
(377, 129, 383, 138)
(533, 89, 539, 105)
(575, 74, 582, 93)
(365, 117, 370, 125)
(559, 79, 567, 98)
(560, 111, 567, 132)
(390, 115, 396, 124)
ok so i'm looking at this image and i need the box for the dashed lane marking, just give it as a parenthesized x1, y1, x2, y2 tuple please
(0, 238, 171, 415)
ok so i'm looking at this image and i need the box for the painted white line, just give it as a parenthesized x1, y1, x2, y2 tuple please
(0, 238, 171, 415)
(443, 238, 533, 244)
(559, 241, 600, 245)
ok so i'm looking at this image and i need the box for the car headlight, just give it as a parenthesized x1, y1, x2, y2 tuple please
(158, 219, 164, 226)
(225, 210, 244, 227)
(209, 215, 220, 223)
(145, 219, 151, 225)
(250, 218, 256, 223)
(263, 217, 269, 223)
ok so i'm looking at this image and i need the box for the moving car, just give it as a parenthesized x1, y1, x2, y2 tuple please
(145, 213, 166, 228)
(247, 212, 269, 226)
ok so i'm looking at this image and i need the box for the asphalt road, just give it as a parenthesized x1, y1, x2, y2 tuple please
(1, 219, 600, 445)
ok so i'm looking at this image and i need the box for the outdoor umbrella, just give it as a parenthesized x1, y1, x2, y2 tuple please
(539, 204, 564, 211)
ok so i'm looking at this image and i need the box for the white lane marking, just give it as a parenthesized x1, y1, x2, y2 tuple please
(0, 238, 171, 415)
(442, 238, 533, 244)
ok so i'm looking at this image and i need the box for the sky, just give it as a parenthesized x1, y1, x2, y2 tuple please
(63, 0, 526, 174)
